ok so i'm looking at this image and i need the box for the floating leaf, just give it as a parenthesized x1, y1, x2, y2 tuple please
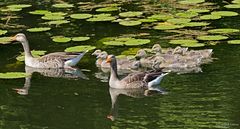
(1, 8, 22, 12)
(211, 11, 238, 17)
(124, 39, 150, 46)
(27, 27, 51, 32)
(7, 4, 32, 9)
(119, 11, 143, 17)
(16, 50, 47, 61)
(227, 40, 240, 44)
(0, 72, 29, 79)
(179, 0, 205, 4)
(208, 28, 239, 34)
(197, 35, 228, 40)
(232, 0, 240, 4)
(167, 18, 191, 24)
(0, 30, 7, 35)
(87, 14, 116, 22)
(224, 4, 240, 9)
(47, 20, 70, 25)
(183, 22, 210, 27)
(52, 36, 71, 43)
(181, 43, 205, 47)
(138, 18, 157, 23)
(148, 14, 173, 21)
(29, 10, 51, 15)
(187, 9, 210, 13)
(72, 37, 90, 42)
(52, 3, 74, 8)
(153, 23, 184, 30)
(169, 39, 198, 44)
(119, 20, 142, 26)
(70, 14, 92, 19)
(176, 12, 198, 18)
(0, 37, 12, 44)
(200, 14, 221, 20)
(96, 7, 119, 12)
(65, 45, 96, 52)
(42, 15, 65, 20)
(102, 37, 150, 46)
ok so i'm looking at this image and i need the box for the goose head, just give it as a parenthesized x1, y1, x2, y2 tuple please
(152, 44, 162, 53)
(11, 33, 28, 44)
(97, 51, 108, 59)
(106, 55, 116, 63)
(135, 49, 147, 60)
(91, 49, 102, 56)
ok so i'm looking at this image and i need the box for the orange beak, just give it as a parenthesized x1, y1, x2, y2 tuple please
(10, 35, 17, 41)
(106, 56, 111, 63)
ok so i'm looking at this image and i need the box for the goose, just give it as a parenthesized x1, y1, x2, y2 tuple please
(11, 33, 87, 68)
(106, 55, 168, 89)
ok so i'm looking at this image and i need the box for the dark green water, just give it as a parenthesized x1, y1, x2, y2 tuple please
(1, 0, 240, 129)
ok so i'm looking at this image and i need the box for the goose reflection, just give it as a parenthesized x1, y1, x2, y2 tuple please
(107, 83, 167, 121)
(13, 66, 88, 95)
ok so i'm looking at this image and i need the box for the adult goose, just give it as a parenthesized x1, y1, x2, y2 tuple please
(106, 55, 168, 89)
(11, 33, 87, 68)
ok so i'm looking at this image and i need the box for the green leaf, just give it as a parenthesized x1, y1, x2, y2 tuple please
(0, 37, 11, 44)
(42, 15, 65, 20)
(200, 15, 221, 20)
(0, 72, 29, 79)
(47, 20, 70, 25)
(119, 20, 142, 26)
(7, 4, 32, 9)
(148, 14, 173, 21)
(208, 28, 239, 34)
(52, 36, 71, 43)
(197, 35, 228, 41)
(27, 27, 51, 32)
(227, 40, 240, 44)
(187, 9, 210, 13)
(224, 4, 240, 9)
(183, 22, 210, 27)
(102, 37, 150, 46)
(72, 37, 90, 42)
(52, 3, 74, 8)
(169, 39, 198, 44)
(16, 50, 47, 61)
(179, 0, 205, 4)
(153, 23, 184, 30)
(70, 14, 92, 19)
(86, 14, 116, 22)
(29, 10, 51, 15)
(0, 30, 7, 36)
(211, 11, 238, 17)
(181, 43, 205, 47)
(96, 7, 119, 12)
(119, 11, 143, 17)
(65, 45, 96, 52)
(176, 12, 198, 18)
(167, 18, 191, 24)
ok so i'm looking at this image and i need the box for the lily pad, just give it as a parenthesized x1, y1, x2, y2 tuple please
(0, 30, 7, 35)
(211, 11, 238, 17)
(29, 10, 51, 15)
(200, 14, 221, 20)
(16, 50, 47, 61)
(87, 14, 116, 22)
(96, 7, 119, 12)
(187, 9, 210, 13)
(232, 0, 240, 4)
(138, 18, 157, 23)
(167, 18, 191, 24)
(42, 15, 65, 20)
(52, 3, 74, 8)
(197, 35, 228, 41)
(124, 39, 151, 46)
(148, 14, 173, 21)
(0, 37, 12, 44)
(119, 20, 142, 26)
(102, 37, 150, 46)
(181, 43, 205, 47)
(0, 72, 29, 79)
(70, 14, 92, 19)
(183, 22, 210, 27)
(208, 28, 239, 34)
(1, 8, 22, 12)
(227, 40, 240, 44)
(179, 0, 205, 4)
(27, 27, 51, 32)
(169, 39, 198, 44)
(52, 36, 71, 43)
(72, 37, 90, 42)
(65, 45, 96, 52)
(119, 11, 143, 18)
(224, 4, 240, 9)
(47, 20, 70, 25)
(176, 12, 198, 18)
(7, 4, 32, 9)
(153, 22, 184, 30)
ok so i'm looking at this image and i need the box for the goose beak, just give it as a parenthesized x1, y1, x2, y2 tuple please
(106, 56, 111, 63)
(10, 35, 17, 41)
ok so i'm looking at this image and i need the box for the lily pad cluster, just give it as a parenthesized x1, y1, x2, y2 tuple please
(87, 13, 116, 22)
(101, 37, 150, 46)
(1, 4, 32, 12)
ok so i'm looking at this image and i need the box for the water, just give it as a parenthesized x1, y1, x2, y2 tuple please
(0, 0, 240, 129)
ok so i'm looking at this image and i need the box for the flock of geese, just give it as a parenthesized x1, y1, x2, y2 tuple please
(10, 33, 214, 120)
(10, 33, 214, 96)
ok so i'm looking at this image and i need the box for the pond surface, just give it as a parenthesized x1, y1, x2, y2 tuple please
(0, 0, 240, 129)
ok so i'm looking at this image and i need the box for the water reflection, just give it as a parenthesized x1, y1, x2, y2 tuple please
(107, 74, 168, 121)
(13, 66, 88, 95)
